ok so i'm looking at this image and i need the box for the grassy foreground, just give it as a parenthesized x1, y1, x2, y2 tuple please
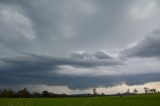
(0, 94, 160, 106)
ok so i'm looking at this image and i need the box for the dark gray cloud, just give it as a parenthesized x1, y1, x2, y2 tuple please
(0, 53, 120, 70)
(94, 51, 113, 59)
(70, 51, 113, 60)
(0, 53, 121, 87)
(122, 30, 160, 58)
(0, 53, 119, 89)
(0, 53, 160, 89)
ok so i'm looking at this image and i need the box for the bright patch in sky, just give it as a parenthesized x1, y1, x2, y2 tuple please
(0, 5, 35, 39)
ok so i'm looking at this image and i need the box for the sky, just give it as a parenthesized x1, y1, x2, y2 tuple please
(0, 0, 160, 94)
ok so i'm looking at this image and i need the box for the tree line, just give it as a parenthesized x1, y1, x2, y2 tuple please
(0, 87, 159, 98)
(0, 88, 97, 98)
(0, 88, 67, 98)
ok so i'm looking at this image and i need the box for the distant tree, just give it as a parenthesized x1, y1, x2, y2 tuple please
(32, 91, 41, 98)
(144, 87, 149, 93)
(101, 93, 105, 96)
(18, 88, 30, 98)
(93, 88, 97, 96)
(1, 89, 14, 98)
(149, 88, 157, 93)
(42, 91, 50, 97)
(133, 89, 138, 94)
(117, 92, 122, 97)
(62, 93, 66, 97)
(1, 89, 8, 98)
(152, 88, 157, 93)
(149, 89, 153, 93)
(126, 88, 130, 94)
(0, 89, 1, 97)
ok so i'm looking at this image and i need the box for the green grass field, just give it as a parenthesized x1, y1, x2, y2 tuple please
(0, 94, 160, 106)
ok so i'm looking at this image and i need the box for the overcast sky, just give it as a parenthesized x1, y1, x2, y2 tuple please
(0, 0, 160, 93)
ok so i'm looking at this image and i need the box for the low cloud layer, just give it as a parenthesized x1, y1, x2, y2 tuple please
(0, 53, 160, 89)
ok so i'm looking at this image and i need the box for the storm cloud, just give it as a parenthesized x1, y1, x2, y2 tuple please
(1, 0, 160, 91)
(0, 53, 160, 89)
(123, 30, 160, 58)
